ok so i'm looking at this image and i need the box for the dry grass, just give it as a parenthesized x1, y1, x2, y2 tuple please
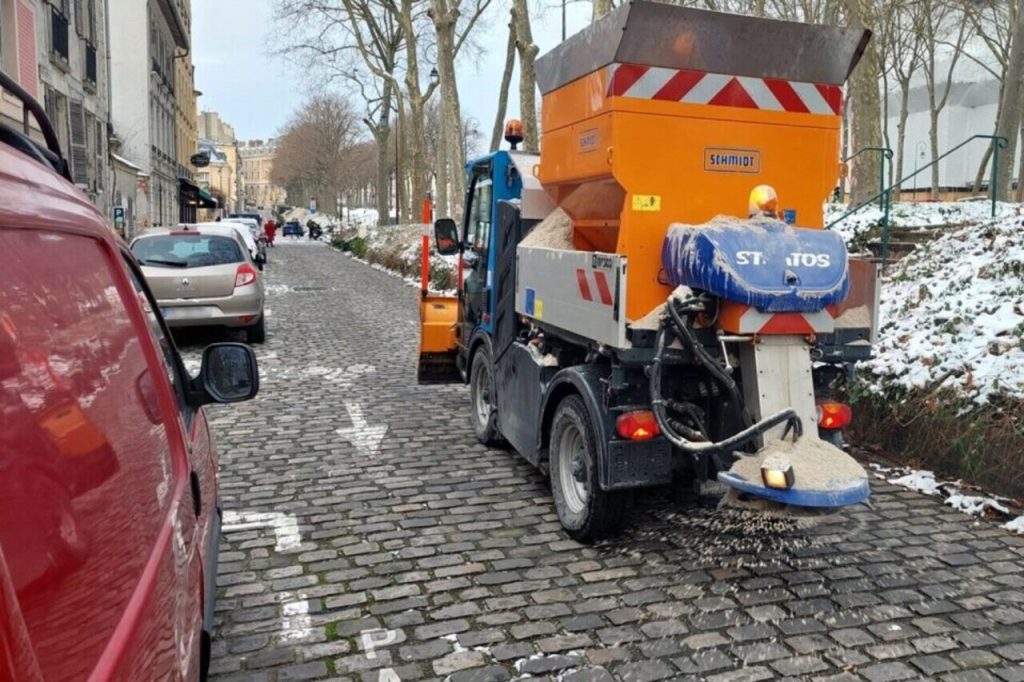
(849, 389, 1024, 500)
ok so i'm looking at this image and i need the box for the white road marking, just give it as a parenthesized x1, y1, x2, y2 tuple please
(222, 510, 302, 552)
(222, 511, 313, 643)
(361, 629, 402, 680)
(336, 400, 389, 455)
(280, 595, 313, 643)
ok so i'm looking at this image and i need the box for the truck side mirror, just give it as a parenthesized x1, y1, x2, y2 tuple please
(434, 218, 459, 256)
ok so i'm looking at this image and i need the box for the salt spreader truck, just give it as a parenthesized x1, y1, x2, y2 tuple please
(418, 1, 879, 540)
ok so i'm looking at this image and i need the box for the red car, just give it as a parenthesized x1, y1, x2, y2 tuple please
(0, 74, 258, 679)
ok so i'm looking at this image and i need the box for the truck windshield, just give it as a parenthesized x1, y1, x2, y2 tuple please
(132, 235, 244, 268)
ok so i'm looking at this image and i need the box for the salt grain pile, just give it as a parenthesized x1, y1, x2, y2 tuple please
(520, 207, 574, 250)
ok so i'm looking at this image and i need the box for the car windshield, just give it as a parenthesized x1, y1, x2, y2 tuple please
(132, 234, 244, 268)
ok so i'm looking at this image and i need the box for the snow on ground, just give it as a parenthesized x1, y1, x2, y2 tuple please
(870, 463, 1022, 533)
(855, 212, 1024, 404)
(825, 200, 1020, 245)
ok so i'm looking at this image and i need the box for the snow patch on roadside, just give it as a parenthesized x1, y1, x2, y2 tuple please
(870, 463, 1022, 532)
(825, 200, 1020, 245)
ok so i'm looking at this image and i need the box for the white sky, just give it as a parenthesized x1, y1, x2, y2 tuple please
(193, 0, 594, 149)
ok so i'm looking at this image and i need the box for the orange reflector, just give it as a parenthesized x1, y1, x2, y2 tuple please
(817, 400, 852, 430)
(748, 184, 779, 218)
(616, 410, 661, 441)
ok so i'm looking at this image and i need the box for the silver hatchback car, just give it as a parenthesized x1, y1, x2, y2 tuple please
(131, 226, 267, 343)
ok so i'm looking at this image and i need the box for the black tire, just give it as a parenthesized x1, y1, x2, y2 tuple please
(549, 395, 627, 541)
(469, 347, 500, 445)
(246, 315, 266, 344)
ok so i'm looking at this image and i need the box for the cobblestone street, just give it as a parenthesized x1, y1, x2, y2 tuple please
(188, 242, 1024, 682)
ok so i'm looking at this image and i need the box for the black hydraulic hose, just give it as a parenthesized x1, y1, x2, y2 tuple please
(667, 300, 753, 429)
(650, 301, 803, 456)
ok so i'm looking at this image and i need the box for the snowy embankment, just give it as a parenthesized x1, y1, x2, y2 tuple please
(825, 200, 1020, 246)
(832, 200, 1024, 510)
(334, 221, 458, 294)
(853, 212, 1024, 405)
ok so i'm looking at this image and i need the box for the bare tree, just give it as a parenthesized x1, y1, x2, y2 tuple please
(919, 0, 971, 199)
(429, 0, 493, 219)
(992, 0, 1024, 199)
(490, 13, 517, 152)
(843, 0, 885, 205)
(275, 0, 403, 225)
(272, 95, 365, 211)
(878, 0, 924, 195)
(513, 0, 540, 152)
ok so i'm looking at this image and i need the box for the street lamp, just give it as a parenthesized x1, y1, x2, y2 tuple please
(429, 67, 440, 87)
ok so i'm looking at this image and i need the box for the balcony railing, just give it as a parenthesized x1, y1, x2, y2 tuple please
(51, 8, 70, 62)
(85, 43, 97, 85)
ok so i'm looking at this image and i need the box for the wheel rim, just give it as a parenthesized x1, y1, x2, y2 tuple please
(472, 362, 491, 429)
(557, 423, 589, 514)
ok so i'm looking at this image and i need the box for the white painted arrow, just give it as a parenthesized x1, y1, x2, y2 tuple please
(336, 400, 388, 455)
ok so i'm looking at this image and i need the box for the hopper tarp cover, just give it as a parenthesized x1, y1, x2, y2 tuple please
(535, 0, 871, 95)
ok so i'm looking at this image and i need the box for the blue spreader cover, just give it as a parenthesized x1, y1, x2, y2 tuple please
(661, 217, 850, 313)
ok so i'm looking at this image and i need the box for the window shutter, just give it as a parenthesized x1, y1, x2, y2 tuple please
(95, 118, 104, 190)
(16, 1, 39, 98)
(69, 99, 88, 185)
(73, 0, 83, 35)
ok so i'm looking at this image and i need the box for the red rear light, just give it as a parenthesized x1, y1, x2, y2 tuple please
(235, 263, 257, 288)
(817, 400, 852, 430)
(616, 410, 661, 441)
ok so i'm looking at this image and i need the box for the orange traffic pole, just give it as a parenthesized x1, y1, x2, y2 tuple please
(420, 194, 433, 297)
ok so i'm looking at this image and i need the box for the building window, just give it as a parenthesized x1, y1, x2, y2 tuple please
(84, 41, 97, 85)
(50, 3, 70, 62)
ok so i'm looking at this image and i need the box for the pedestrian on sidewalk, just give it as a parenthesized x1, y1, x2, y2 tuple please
(264, 219, 277, 247)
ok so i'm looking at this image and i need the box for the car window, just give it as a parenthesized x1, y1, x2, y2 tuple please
(132, 234, 243, 268)
(0, 229, 177, 680)
(122, 254, 189, 414)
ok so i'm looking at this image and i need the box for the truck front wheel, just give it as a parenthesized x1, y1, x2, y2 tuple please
(469, 347, 500, 445)
(549, 395, 626, 541)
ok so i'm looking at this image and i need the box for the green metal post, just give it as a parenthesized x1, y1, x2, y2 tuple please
(878, 152, 886, 211)
(881, 189, 891, 271)
(991, 139, 999, 218)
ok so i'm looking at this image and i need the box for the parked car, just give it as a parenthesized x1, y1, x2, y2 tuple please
(131, 226, 267, 343)
(0, 70, 259, 680)
(228, 211, 263, 228)
(283, 220, 304, 237)
(210, 219, 268, 268)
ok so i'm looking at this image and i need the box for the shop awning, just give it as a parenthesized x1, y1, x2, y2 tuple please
(180, 177, 218, 208)
(197, 187, 218, 208)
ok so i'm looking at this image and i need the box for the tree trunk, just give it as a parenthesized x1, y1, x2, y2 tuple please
(366, 86, 393, 226)
(893, 81, 910, 196)
(844, 0, 884, 206)
(432, 0, 466, 222)
(490, 15, 517, 152)
(995, 0, 1024, 200)
(929, 109, 940, 200)
(512, 0, 539, 153)
(592, 0, 613, 21)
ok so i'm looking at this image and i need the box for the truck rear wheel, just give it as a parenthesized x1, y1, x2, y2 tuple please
(469, 347, 499, 445)
(549, 395, 626, 542)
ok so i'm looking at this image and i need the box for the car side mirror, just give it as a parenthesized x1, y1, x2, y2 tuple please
(190, 343, 259, 407)
(434, 218, 459, 256)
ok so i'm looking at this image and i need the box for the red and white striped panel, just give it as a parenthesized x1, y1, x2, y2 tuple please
(576, 268, 613, 306)
(607, 63, 842, 116)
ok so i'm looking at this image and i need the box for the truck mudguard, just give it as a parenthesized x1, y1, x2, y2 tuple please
(661, 217, 850, 313)
(539, 365, 672, 490)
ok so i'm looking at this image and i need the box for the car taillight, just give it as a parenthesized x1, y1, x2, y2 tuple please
(235, 263, 258, 288)
(817, 400, 852, 430)
(616, 410, 661, 441)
